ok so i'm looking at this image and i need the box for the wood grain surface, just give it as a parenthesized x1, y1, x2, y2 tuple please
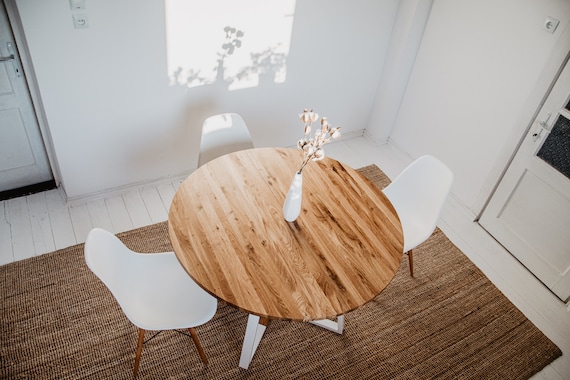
(168, 148, 403, 321)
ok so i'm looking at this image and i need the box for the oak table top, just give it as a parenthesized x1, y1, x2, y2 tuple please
(168, 147, 404, 322)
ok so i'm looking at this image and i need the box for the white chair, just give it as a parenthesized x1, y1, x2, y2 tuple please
(84, 228, 217, 376)
(382, 155, 453, 277)
(198, 113, 255, 167)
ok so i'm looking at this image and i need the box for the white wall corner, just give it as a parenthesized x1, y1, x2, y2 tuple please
(362, 128, 388, 145)
(366, 0, 434, 142)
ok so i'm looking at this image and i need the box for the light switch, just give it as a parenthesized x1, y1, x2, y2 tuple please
(70, 0, 86, 10)
(73, 13, 89, 29)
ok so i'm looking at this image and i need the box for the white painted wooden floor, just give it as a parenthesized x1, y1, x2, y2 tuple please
(1, 136, 568, 379)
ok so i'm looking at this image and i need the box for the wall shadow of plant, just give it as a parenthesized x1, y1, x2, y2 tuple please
(236, 46, 287, 86)
(215, 26, 244, 84)
(172, 26, 287, 89)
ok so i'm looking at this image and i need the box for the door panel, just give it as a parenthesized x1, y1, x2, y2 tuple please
(497, 169, 570, 274)
(0, 108, 36, 171)
(0, 3, 53, 192)
(480, 56, 570, 303)
(0, 62, 11, 92)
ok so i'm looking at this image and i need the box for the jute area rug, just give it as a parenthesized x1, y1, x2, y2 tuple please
(1, 165, 561, 379)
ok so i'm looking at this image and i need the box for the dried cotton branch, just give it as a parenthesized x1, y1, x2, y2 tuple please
(296, 109, 341, 173)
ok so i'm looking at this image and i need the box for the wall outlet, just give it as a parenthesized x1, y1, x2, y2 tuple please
(73, 13, 89, 29)
(543, 17, 559, 34)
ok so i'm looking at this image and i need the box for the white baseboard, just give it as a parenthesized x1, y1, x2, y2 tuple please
(64, 171, 193, 206)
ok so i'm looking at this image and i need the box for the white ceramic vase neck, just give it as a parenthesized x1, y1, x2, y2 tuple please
(283, 171, 303, 222)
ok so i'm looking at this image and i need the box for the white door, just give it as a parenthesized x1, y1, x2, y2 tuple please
(480, 55, 570, 302)
(0, 3, 53, 193)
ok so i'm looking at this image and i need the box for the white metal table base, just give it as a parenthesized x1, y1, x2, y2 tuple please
(310, 315, 345, 333)
(239, 314, 345, 369)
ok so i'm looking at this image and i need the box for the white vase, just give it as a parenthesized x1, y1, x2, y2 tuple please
(283, 171, 303, 222)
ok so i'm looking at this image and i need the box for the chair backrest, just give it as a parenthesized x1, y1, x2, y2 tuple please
(84, 228, 174, 327)
(85, 228, 217, 331)
(382, 155, 453, 252)
(198, 113, 254, 167)
(84, 228, 143, 311)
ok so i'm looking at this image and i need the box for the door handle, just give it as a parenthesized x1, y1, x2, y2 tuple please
(4, 42, 22, 77)
(532, 127, 546, 141)
(532, 113, 551, 142)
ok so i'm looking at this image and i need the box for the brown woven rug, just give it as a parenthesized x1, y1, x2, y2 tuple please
(1, 165, 561, 379)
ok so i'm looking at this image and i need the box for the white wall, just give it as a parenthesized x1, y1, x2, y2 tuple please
(14, 0, 399, 199)
(369, 0, 570, 216)
(367, 0, 434, 144)
(19, 0, 567, 213)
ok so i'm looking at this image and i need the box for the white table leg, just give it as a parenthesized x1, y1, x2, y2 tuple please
(239, 314, 343, 369)
(239, 314, 267, 369)
(310, 315, 344, 334)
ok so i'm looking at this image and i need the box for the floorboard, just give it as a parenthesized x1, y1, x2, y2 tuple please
(0, 202, 13, 265)
(45, 188, 76, 250)
(86, 199, 115, 234)
(68, 203, 93, 244)
(7, 197, 34, 261)
(105, 196, 133, 233)
(122, 189, 153, 229)
(156, 182, 177, 215)
(27, 191, 56, 255)
(140, 186, 168, 224)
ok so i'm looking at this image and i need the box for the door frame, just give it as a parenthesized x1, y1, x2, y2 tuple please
(475, 25, 570, 219)
(3, 0, 62, 188)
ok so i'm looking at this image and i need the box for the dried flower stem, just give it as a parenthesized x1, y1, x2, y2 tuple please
(296, 109, 341, 173)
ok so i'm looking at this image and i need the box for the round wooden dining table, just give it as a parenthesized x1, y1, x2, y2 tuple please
(168, 147, 403, 369)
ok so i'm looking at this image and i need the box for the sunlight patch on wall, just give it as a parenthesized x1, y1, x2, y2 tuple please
(165, 0, 296, 90)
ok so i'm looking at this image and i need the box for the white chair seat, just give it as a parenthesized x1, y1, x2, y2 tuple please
(121, 253, 216, 330)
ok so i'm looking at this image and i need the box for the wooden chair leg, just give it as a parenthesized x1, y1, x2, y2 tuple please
(134, 328, 145, 376)
(259, 316, 270, 327)
(189, 327, 208, 364)
(407, 249, 414, 277)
